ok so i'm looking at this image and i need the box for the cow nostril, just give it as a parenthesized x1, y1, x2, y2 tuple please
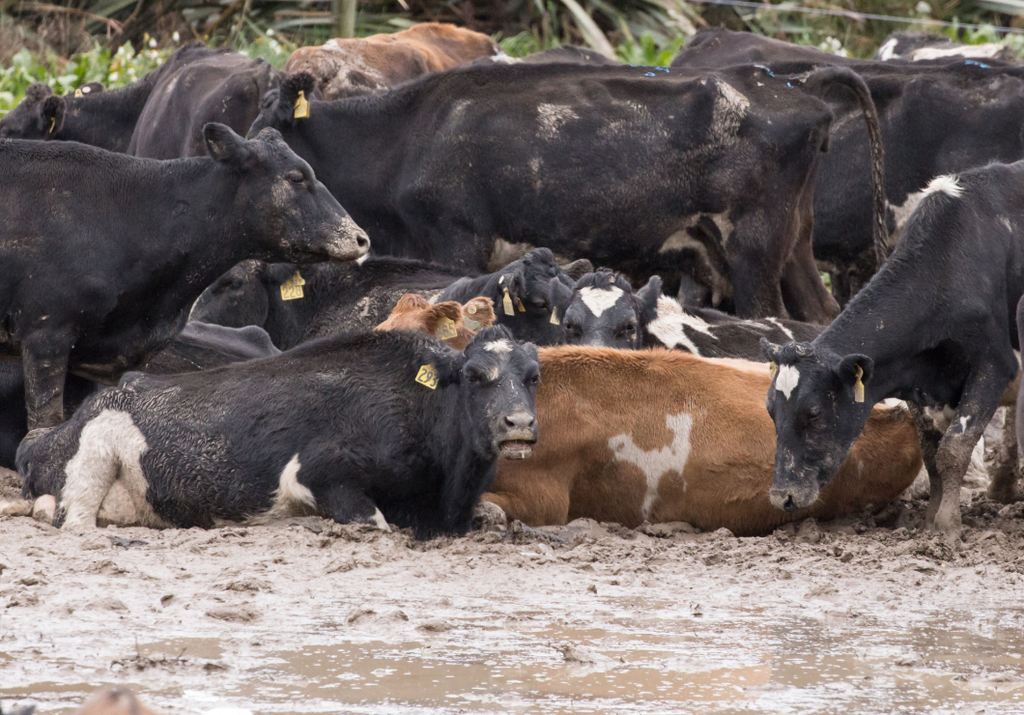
(783, 494, 795, 511)
(504, 413, 535, 430)
(356, 234, 369, 249)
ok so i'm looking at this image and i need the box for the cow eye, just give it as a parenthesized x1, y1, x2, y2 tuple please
(525, 372, 540, 386)
(531, 298, 546, 309)
(619, 323, 636, 335)
(286, 171, 304, 184)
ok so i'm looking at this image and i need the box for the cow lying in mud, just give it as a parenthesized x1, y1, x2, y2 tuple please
(561, 269, 819, 358)
(18, 327, 539, 539)
(483, 347, 922, 536)
(375, 294, 495, 350)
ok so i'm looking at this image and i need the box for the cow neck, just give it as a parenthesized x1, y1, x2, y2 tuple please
(418, 383, 495, 532)
(813, 253, 946, 403)
(61, 81, 154, 152)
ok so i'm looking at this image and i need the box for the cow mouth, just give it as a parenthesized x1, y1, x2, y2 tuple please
(498, 440, 534, 459)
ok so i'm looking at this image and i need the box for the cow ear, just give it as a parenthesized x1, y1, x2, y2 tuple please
(203, 123, 254, 169)
(760, 338, 782, 363)
(279, 72, 317, 123)
(635, 275, 662, 327)
(836, 353, 874, 388)
(41, 95, 65, 134)
(414, 343, 465, 388)
(464, 297, 495, 329)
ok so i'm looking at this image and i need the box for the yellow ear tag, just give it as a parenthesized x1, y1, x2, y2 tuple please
(502, 288, 514, 316)
(293, 90, 310, 119)
(415, 364, 439, 390)
(854, 365, 865, 403)
(517, 298, 526, 313)
(550, 307, 561, 326)
(435, 316, 458, 340)
(74, 88, 83, 98)
(769, 361, 778, 379)
(48, 116, 56, 133)
(280, 270, 306, 301)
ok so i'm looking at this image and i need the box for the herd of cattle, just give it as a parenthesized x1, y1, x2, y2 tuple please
(3, 22, 1024, 541)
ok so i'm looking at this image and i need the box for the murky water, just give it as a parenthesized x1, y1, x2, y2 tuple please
(6, 600, 1024, 714)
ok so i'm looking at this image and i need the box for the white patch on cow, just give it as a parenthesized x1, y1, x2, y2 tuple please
(923, 175, 964, 199)
(537, 103, 578, 140)
(960, 416, 970, 433)
(61, 409, 169, 530)
(484, 339, 513, 355)
(882, 398, 908, 409)
(371, 507, 391, 531)
(578, 286, 625, 318)
(765, 317, 794, 340)
(356, 253, 369, 265)
(278, 454, 315, 508)
(889, 189, 927, 235)
(911, 44, 1003, 61)
(877, 37, 898, 61)
(924, 405, 956, 433)
(710, 80, 749, 144)
(490, 52, 519, 64)
(646, 295, 718, 355)
(1001, 216, 1013, 233)
(608, 412, 693, 520)
(775, 365, 800, 400)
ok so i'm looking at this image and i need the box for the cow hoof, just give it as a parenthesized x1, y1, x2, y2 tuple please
(473, 500, 507, 532)
(32, 495, 56, 525)
(986, 483, 1020, 505)
(0, 499, 34, 517)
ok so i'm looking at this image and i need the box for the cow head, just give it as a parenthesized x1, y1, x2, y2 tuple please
(190, 260, 271, 329)
(248, 72, 317, 137)
(376, 293, 495, 350)
(435, 326, 540, 459)
(761, 338, 874, 512)
(203, 123, 369, 263)
(0, 82, 104, 140)
(562, 270, 661, 348)
(481, 248, 576, 345)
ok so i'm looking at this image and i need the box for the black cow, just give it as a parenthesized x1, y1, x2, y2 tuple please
(0, 124, 368, 430)
(192, 249, 588, 348)
(0, 43, 217, 152)
(762, 166, 1024, 539)
(19, 327, 540, 539)
(480, 46, 618, 67)
(0, 323, 279, 470)
(248, 63, 885, 322)
(128, 46, 282, 159)
(562, 268, 819, 357)
(673, 28, 1024, 303)
(875, 33, 1016, 63)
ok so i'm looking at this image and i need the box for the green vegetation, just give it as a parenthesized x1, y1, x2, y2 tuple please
(4, 0, 1024, 115)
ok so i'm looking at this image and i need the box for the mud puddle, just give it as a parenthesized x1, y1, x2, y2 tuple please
(4, 495, 1024, 714)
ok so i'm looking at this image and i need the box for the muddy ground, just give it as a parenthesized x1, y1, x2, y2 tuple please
(3, 421, 1024, 714)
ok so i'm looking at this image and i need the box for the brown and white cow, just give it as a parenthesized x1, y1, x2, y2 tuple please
(484, 347, 922, 536)
(285, 23, 498, 99)
(375, 293, 495, 350)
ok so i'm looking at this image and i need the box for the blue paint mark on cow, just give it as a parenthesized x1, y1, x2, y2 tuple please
(964, 60, 990, 68)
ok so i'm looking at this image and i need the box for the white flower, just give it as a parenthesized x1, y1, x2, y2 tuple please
(266, 28, 274, 36)
(156, 58, 164, 65)
(128, 67, 136, 75)
(269, 39, 280, 50)
(149, 39, 157, 49)
(108, 71, 119, 82)
(116, 46, 125, 57)
(915, 1, 931, 15)
(172, 31, 180, 43)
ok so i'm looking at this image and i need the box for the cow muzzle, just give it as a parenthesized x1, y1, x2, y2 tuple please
(497, 411, 538, 460)
(326, 215, 371, 262)
(768, 484, 819, 512)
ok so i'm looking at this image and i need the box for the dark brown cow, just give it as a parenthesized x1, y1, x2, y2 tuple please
(285, 23, 498, 99)
(484, 347, 922, 536)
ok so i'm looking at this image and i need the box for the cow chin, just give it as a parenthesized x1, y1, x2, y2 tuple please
(496, 433, 537, 460)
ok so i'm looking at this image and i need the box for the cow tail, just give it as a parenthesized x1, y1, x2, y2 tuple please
(802, 67, 889, 269)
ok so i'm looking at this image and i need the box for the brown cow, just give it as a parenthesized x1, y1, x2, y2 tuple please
(285, 23, 498, 99)
(375, 293, 495, 350)
(484, 347, 922, 536)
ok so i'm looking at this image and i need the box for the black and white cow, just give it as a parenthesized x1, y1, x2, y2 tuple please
(673, 28, 1024, 303)
(875, 33, 1016, 64)
(247, 63, 886, 322)
(0, 124, 369, 429)
(762, 167, 1024, 539)
(127, 46, 282, 159)
(19, 326, 540, 539)
(0, 323, 279, 470)
(192, 249, 586, 348)
(561, 269, 821, 358)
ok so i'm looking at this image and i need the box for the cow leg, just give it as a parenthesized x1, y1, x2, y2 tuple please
(21, 333, 71, 429)
(932, 375, 1007, 540)
(988, 407, 1020, 503)
(316, 482, 389, 531)
(908, 405, 944, 526)
(780, 195, 840, 324)
(728, 248, 787, 319)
